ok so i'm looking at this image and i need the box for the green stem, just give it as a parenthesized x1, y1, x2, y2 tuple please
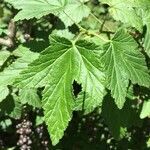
(73, 32, 83, 44)
(63, 11, 109, 42)
(90, 12, 112, 32)
(90, 12, 103, 25)
(88, 31, 109, 42)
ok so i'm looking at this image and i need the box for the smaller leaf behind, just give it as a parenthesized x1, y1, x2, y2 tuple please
(100, 0, 143, 31)
(0, 86, 9, 103)
(101, 29, 150, 109)
(140, 100, 150, 119)
(59, 0, 90, 27)
(0, 50, 10, 67)
(5, 0, 68, 21)
(0, 46, 39, 103)
(19, 88, 41, 108)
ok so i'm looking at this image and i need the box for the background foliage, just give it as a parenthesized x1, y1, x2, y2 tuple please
(0, 0, 150, 149)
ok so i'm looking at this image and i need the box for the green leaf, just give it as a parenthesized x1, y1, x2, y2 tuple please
(0, 28, 3, 35)
(14, 37, 74, 88)
(59, 0, 90, 27)
(126, 85, 136, 100)
(6, 0, 90, 26)
(0, 119, 12, 130)
(0, 94, 21, 119)
(52, 29, 75, 39)
(101, 0, 143, 31)
(9, 93, 22, 119)
(101, 29, 150, 108)
(19, 88, 41, 108)
(0, 50, 10, 67)
(35, 115, 44, 126)
(0, 96, 14, 117)
(5, 0, 68, 21)
(14, 36, 105, 145)
(140, 9, 150, 57)
(0, 46, 39, 87)
(134, 0, 150, 8)
(73, 40, 106, 114)
(0, 46, 39, 103)
(144, 23, 150, 57)
(140, 100, 150, 119)
(73, 91, 92, 114)
(38, 37, 75, 145)
(147, 137, 150, 148)
(0, 6, 4, 18)
(42, 74, 73, 145)
(101, 0, 150, 8)
(0, 24, 7, 35)
(0, 86, 9, 103)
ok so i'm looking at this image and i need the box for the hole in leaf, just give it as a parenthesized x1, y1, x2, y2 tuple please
(72, 80, 82, 98)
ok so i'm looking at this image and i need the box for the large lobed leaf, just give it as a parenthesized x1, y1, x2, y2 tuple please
(101, 29, 150, 108)
(6, 0, 90, 27)
(100, 0, 143, 31)
(14, 36, 105, 145)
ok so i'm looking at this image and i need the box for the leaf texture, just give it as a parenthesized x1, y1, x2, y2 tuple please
(140, 9, 150, 57)
(0, 86, 9, 103)
(5, 0, 68, 21)
(0, 46, 39, 87)
(0, 46, 39, 102)
(59, 0, 90, 27)
(101, 29, 150, 108)
(101, 0, 143, 31)
(0, 50, 10, 67)
(73, 40, 106, 114)
(6, 0, 90, 26)
(14, 36, 105, 145)
(19, 88, 41, 108)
